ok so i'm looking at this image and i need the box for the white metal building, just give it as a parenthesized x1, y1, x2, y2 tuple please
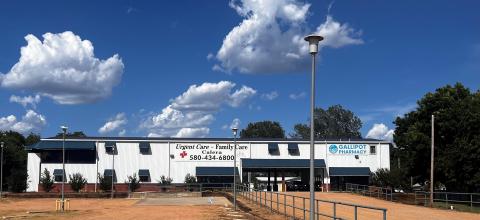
(26, 137, 391, 192)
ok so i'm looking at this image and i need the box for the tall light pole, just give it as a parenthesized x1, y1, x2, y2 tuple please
(60, 126, 68, 211)
(304, 34, 323, 220)
(232, 127, 238, 211)
(430, 115, 434, 207)
(1, 139, 4, 199)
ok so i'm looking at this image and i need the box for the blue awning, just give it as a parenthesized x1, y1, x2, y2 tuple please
(288, 143, 299, 150)
(268, 143, 279, 150)
(196, 167, 239, 176)
(139, 142, 150, 149)
(241, 159, 326, 169)
(104, 142, 116, 147)
(104, 169, 116, 176)
(138, 169, 150, 176)
(26, 141, 96, 151)
(329, 167, 371, 176)
(53, 169, 65, 176)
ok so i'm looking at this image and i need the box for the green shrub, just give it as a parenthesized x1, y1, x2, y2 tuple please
(69, 173, 87, 192)
(184, 173, 196, 184)
(40, 168, 54, 192)
(98, 173, 112, 192)
(159, 175, 173, 185)
(126, 173, 140, 192)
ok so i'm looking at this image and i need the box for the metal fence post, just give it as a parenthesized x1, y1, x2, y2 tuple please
(471, 194, 473, 211)
(383, 209, 387, 220)
(284, 194, 287, 218)
(333, 202, 337, 220)
(303, 197, 306, 220)
(270, 191, 273, 212)
(354, 206, 358, 220)
(277, 193, 279, 212)
(316, 200, 319, 220)
(293, 196, 295, 219)
(446, 193, 448, 208)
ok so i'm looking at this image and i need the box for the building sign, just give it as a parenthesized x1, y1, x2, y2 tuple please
(173, 143, 249, 162)
(328, 144, 367, 155)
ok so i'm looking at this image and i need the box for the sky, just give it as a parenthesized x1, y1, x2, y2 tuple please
(0, 0, 479, 140)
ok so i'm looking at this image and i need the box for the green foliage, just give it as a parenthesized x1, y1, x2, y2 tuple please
(0, 131, 29, 192)
(69, 173, 87, 192)
(40, 168, 54, 192)
(292, 105, 362, 139)
(54, 131, 87, 138)
(126, 173, 140, 192)
(25, 133, 41, 146)
(394, 83, 480, 192)
(240, 121, 285, 138)
(159, 175, 173, 185)
(370, 168, 407, 190)
(98, 173, 112, 192)
(184, 173, 197, 184)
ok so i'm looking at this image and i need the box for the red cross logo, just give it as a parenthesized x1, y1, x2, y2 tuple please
(180, 151, 188, 158)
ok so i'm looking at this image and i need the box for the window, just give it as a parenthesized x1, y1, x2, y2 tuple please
(105, 142, 116, 154)
(370, 145, 376, 154)
(139, 142, 151, 154)
(268, 143, 280, 155)
(53, 169, 65, 182)
(287, 143, 300, 156)
(104, 169, 117, 182)
(138, 169, 151, 182)
(40, 150, 96, 164)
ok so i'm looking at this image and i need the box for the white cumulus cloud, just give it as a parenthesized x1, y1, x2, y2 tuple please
(213, 0, 363, 74)
(10, 94, 41, 108)
(261, 91, 278, 100)
(366, 123, 394, 141)
(289, 92, 306, 100)
(141, 81, 256, 138)
(0, 110, 47, 134)
(98, 113, 127, 134)
(0, 31, 124, 104)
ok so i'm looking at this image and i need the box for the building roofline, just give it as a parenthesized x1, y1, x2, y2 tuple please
(41, 136, 393, 144)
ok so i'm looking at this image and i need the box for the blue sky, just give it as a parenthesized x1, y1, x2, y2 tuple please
(0, 0, 479, 139)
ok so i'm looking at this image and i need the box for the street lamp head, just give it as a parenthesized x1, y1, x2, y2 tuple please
(304, 34, 324, 54)
(231, 127, 238, 136)
(61, 126, 68, 133)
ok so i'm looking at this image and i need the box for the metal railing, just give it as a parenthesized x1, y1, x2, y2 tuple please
(345, 183, 393, 201)
(414, 191, 480, 212)
(236, 184, 387, 220)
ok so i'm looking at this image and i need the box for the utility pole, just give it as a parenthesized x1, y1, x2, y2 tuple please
(430, 115, 434, 207)
(61, 126, 67, 211)
(232, 127, 238, 211)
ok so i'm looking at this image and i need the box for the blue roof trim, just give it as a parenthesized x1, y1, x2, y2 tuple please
(196, 167, 239, 176)
(26, 141, 96, 151)
(241, 159, 326, 168)
(43, 136, 386, 142)
(329, 167, 371, 176)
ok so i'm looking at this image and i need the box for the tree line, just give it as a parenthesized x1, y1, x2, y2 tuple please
(1, 83, 478, 193)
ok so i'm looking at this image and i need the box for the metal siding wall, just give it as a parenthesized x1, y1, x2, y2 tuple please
(27, 153, 40, 192)
(26, 140, 392, 191)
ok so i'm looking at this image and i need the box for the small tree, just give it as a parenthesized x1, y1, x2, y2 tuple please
(69, 173, 87, 192)
(159, 175, 173, 185)
(126, 173, 140, 192)
(98, 173, 112, 192)
(184, 173, 197, 184)
(40, 168, 54, 192)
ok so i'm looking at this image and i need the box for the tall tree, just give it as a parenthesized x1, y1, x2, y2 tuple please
(54, 131, 87, 138)
(292, 105, 362, 139)
(394, 83, 480, 192)
(0, 131, 29, 192)
(240, 121, 285, 138)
